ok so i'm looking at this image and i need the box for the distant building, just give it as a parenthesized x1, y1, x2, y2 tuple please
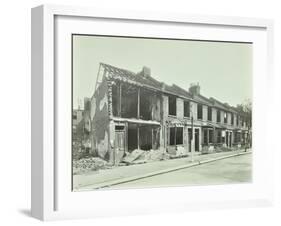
(86, 63, 251, 164)
(73, 98, 92, 156)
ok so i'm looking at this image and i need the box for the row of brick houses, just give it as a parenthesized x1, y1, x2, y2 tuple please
(77, 63, 251, 164)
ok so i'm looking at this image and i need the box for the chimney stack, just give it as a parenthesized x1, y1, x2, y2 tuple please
(189, 83, 200, 96)
(139, 66, 151, 78)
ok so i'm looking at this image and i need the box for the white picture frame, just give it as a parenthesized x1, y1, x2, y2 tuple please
(31, 4, 274, 221)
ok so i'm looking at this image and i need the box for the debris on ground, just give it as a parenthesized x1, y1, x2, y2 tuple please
(122, 149, 145, 164)
(122, 149, 169, 164)
(73, 157, 111, 175)
(215, 146, 233, 152)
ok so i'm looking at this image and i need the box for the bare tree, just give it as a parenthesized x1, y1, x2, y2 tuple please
(237, 99, 252, 151)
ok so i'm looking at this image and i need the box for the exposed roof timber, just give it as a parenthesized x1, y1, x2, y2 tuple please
(99, 63, 245, 114)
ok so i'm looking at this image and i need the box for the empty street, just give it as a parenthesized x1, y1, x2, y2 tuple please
(110, 153, 252, 189)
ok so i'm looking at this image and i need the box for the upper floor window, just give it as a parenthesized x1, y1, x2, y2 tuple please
(236, 115, 239, 126)
(217, 109, 221, 123)
(231, 113, 234, 125)
(168, 96, 177, 116)
(184, 101, 190, 117)
(208, 106, 212, 121)
(197, 104, 203, 120)
(224, 112, 227, 124)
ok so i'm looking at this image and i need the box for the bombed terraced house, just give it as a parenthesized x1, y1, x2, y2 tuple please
(74, 63, 252, 166)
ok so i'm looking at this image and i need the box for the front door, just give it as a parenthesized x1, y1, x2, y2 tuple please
(195, 129, 199, 152)
(114, 131, 125, 165)
(226, 131, 229, 147)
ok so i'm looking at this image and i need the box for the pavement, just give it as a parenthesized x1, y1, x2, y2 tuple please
(111, 153, 252, 189)
(73, 149, 252, 191)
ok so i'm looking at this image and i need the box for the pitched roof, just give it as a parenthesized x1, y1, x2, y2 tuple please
(164, 84, 193, 99)
(193, 94, 213, 106)
(99, 63, 241, 113)
(209, 97, 237, 113)
(101, 63, 163, 90)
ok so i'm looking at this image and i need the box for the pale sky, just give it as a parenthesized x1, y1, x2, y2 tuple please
(73, 35, 252, 109)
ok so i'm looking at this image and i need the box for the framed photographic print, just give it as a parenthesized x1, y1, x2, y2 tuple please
(31, 4, 274, 221)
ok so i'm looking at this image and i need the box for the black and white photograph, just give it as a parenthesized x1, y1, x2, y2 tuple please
(72, 34, 252, 191)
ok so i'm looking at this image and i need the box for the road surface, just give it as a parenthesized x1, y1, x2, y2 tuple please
(110, 153, 252, 189)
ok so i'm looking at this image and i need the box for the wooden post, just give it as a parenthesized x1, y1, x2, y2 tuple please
(137, 87, 140, 119)
(137, 125, 140, 150)
(174, 126, 177, 148)
(119, 83, 122, 117)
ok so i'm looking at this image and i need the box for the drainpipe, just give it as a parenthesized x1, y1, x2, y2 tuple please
(191, 115, 194, 162)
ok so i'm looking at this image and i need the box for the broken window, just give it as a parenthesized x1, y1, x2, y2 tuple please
(112, 83, 121, 117)
(224, 112, 227, 124)
(127, 124, 159, 152)
(168, 96, 177, 116)
(128, 124, 138, 152)
(217, 109, 221, 123)
(140, 88, 153, 120)
(152, 127, 160, 150)
(121, 84, 138, 118)
(139, 126, 152, 150)
(169, 127, 183, 145)
(197, 104, 203, 120)
(208, 106, 212, 121)
(115, 125, 125, 131)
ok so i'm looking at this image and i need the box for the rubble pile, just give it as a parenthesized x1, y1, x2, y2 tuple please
(122, 149, 145, 164)
(215, 146, 232, 152)
(122, 149, 169, 164)
(73, 157, 110, 175)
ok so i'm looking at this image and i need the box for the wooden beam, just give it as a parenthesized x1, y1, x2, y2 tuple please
(137, 125, 140, 150)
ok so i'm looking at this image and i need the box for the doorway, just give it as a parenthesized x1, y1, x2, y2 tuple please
(226, 131, 229, 147)
(114, 128, 125, 164)
(195, 129, 199, 152)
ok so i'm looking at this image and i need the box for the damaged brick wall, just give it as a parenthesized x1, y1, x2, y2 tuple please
(90, 77, 110, 160)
